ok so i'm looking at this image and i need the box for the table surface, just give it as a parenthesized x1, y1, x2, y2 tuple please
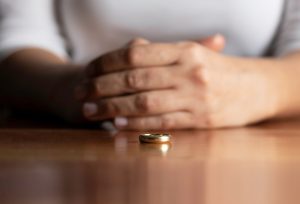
(1, 118, 300, 204)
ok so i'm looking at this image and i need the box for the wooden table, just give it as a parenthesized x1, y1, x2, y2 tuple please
(0, 118, 300, 204)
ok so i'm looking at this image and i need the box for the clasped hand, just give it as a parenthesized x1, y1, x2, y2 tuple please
(74, 35, 275, 130)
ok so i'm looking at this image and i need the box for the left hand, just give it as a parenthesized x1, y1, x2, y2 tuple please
(75, 36, 276, 130)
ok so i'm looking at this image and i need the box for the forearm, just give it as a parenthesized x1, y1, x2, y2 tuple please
(0, 48, 84, 119)
(227, 51, 300, 119)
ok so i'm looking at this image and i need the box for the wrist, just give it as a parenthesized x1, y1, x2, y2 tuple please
(269, 56, 300, 119)
(224, 56, 282, 122)
(238, 56, 300, 120)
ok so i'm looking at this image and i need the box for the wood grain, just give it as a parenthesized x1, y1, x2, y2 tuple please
(0, 118, 300, 204)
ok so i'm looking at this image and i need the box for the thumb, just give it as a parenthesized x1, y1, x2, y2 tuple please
(196, 34, 226, 52)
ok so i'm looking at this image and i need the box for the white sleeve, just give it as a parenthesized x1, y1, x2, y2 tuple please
(275, 0, 300, 56)
(0, 0, 68, 61)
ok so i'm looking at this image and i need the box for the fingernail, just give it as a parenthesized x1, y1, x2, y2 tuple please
(114, 117, 128, 128)
(83, 103, 98, 117)
(74, 85, 87, 100)
(101, 121, 118, 133)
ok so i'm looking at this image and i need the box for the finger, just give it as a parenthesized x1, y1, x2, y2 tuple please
(86, 43, 180, 77)
(195, 34, 226, 52)
(114, 112, 195, 130)
(82, 66, 178, 100)
(86, 38, 151, 77)
(82, 90, 185, 120)
(125, 38, 151, 47)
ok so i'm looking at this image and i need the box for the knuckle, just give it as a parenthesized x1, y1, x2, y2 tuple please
(207, 116, 220, 128)
(198, 112, 218, 129)
(133, 119, 147, 130)
(184, 42, 200, 54)
(104, 101, 120, 116)
(203, 115, 214, 128)
(125, 71, 142, 90)
(131, 38, 146, 46)
(160, 116, 173, 129)
(132, 38, 142, 44)
(183, 42, 202, 62)
(125, 47, 142, 66)
(135, 94, 154, 113)
(188, 115, 198, 128)
(133, 69, 153, 88)
(143, 69, 154, 81)
(90, 79, 102, 97)
(190, 65, 209, 85)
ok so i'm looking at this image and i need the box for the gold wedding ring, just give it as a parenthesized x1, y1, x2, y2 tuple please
(139, 133, 171, 144)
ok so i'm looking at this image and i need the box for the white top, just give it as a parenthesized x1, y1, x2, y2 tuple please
(0, 0, 300, 64)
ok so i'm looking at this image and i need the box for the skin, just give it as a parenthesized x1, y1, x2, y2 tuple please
(75, 36, 300, 130)
(0, 49, 85, 123)
(0, 36, 220, 124)
(1, 35, 300, 130)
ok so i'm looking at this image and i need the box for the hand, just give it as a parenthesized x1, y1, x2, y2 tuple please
(75, 35, 276, 130)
